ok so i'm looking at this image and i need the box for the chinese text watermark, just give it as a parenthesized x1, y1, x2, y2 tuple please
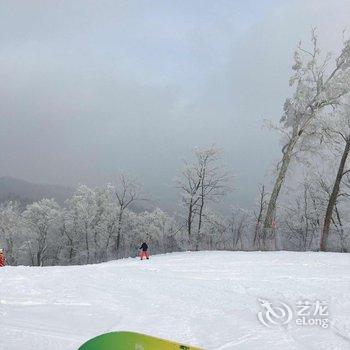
(257, 298, 329, 328)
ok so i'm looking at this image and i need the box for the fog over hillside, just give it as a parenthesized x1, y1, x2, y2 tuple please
(1, 1, 350, 210)
(0, 176, 73, 206)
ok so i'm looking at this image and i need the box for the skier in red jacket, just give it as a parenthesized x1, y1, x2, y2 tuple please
(0, 249, 6, 267)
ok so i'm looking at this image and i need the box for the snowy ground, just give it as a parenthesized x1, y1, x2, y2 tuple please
(0, 251, 349, 350)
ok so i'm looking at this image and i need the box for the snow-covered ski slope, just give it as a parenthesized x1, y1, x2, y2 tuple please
(1, 251, 349, 350)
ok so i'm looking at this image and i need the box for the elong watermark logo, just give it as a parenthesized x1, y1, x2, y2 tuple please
(257, 298, 329, 329)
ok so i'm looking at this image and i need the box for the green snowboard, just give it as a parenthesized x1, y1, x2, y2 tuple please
(78, 331, 202, 350)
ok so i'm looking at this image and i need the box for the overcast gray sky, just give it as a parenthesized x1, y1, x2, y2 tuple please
(1, 0, 350, 209)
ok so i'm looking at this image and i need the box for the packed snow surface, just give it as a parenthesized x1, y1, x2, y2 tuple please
(1, 251, 350, 350)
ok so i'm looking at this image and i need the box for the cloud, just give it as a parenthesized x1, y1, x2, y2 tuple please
(0, 0, 349, 209)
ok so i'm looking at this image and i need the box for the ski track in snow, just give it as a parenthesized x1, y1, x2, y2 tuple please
(0, 251, 349, 350)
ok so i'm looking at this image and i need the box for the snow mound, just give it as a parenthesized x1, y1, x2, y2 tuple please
(0, 251, 349, 350)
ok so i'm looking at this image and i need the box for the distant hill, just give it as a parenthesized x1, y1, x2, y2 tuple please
(0, 176, 158, 212)
(0, 176, 74, 206)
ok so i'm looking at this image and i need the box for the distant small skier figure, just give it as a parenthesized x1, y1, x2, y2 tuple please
(0, 249, 6, 267)
(139, 242, 150, 260)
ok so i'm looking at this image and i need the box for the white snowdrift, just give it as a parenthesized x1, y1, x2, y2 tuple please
(0, 251, 349, 350)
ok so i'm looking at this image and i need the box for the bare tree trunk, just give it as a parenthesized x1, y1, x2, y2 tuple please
(334, 204, 346, 252)
(196, 168, 206, 251)
(264, 132, 298, 229)
(85, 222, 90, 264)
(105, 219, 116, 260)
(115, 210, 123, 257)
(37, 250, 41, 267)
(5, 236, 15, 265)
(320, 138, 350, 251)
(67, 235, 74, 262)
(196, 199, 204, 250)
(37, 230, 48, 266)
(27, 242, 35, 266)
(303, 182, 309, 251)
(253, 185, 266, 247)
(94, 230, 99, 262)
(187, 198, 194, 244)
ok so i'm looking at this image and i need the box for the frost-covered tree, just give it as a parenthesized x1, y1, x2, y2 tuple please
(131, 208, 181, 254)
(178, 146, 231, 249)
(280, 178, 323, 251)
(264, 31, 350, 233)
(227, 207, 253, 250)
(114, 174, 144, 257)
(23, 198, 61, 266)
(0, 202, 24, 265)
(100, 185, 119, 260)
(65, 185, 98, 264)
(178, 158, 201, 243)
(318, 101, 350, 250)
